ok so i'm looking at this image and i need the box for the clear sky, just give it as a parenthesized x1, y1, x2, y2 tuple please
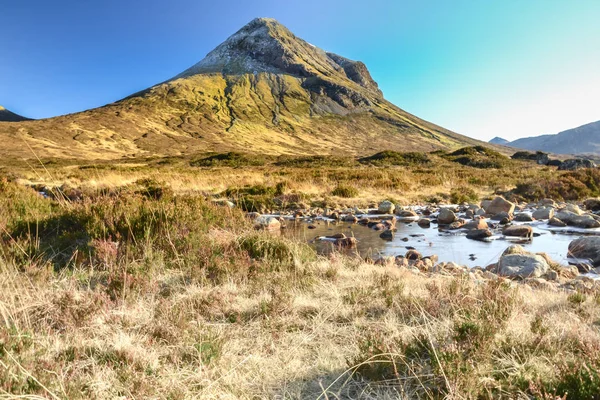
(1, 0, 599, 141)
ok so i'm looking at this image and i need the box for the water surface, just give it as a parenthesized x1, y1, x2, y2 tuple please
(282, 211, 600, 268)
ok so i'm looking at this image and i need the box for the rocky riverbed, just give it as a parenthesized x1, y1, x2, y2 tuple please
(250, 196, 600, 292)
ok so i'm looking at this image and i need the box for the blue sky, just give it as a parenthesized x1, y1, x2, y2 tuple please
(1, 0, 599, 141)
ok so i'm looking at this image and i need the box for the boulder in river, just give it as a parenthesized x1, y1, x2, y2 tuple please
(502, 225, 533, 238)
(466, 228, 492, 241)
(532, 207, 554, 220)
(417, 218, 431, 228)
(568, 237, 600, 267)
(378, 200, 395, 214)
(397, 209, 418, 218)
(463, 218, 488, 230)
(554, 211, 600, 228)
(485, 196, 515, 215)
(563, 204, 583, 215)
(571, 215, 600, 229)
(379, 230, 395, 241)
(514, 213, 533, 222)
(539, 198, 557, 207)
(491, 211, 513, 221)
(449, 220, 466, 230)
(438, 208, 456, 225)
(549, 217, 566, 227)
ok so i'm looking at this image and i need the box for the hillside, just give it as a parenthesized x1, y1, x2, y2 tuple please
(0, 106, 30, 122)
(507, 120, 600, 155)
(0, 18, 488, 160)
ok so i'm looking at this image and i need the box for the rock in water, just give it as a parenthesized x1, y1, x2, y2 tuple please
(568, 237, 600, 266)
(532, 207, 554, 220)
(379, 230, 394, 241)
(554, 211, 600, 228)
(514, 213, 533, 222)
(463, 218, 488, 230)
(417, 218, 431, 228)
(502, 225, 533, 238)
(437, 208, 456, 225)
(485, 196, 515, 215)
(549, 217, 566, 227)
(466, 229, 492, 241)
(397, 209, 418, 218)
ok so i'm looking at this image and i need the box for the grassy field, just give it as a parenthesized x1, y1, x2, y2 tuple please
(2, 148, 588, 208)
(2, 149, 600, 399)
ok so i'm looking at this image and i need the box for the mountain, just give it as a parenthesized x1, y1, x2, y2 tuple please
(0, 106, 30, 122)
(0, 17, 488, 160)
(508, 120, 600, 155)
(489, 137, 509, 145)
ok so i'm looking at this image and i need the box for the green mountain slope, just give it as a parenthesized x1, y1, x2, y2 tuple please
(0, 18, 487, 160)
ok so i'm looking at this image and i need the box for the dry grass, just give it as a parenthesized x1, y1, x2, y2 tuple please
(3, 152, 558, 208)
(2, 160, 600, 398)
(2, 250, 600, 399)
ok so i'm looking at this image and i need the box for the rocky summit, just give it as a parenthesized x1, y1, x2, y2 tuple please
(0, 17, 486, 160)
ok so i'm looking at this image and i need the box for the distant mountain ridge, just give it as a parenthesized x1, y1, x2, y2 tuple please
(493, 120, 600, 155)
(0, 17, 490, 160)
(489, 137, 509, 145)
(0, 106, 30, 122)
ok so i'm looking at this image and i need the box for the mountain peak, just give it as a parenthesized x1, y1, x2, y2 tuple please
(174, 18, 382, 96)
(489, 136, 509, 145)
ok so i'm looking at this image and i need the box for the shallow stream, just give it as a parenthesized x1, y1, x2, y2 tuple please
(280, 209, 600, 268)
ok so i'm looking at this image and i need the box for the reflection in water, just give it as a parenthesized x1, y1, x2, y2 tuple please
(284, 217, 587, 268)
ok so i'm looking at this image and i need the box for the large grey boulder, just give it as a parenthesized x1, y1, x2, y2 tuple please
(568, 237, 600, 266)
(555, 211, 600, 228)
(571, 215, 600, 229)
(558, 159, 596, 171)
(485, 196, 515, 215)
(514, 213, 533, 222)
(437, 208, 456, 225)
(498, 253, 549, 279)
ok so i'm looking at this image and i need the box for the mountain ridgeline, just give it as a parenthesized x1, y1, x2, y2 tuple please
(489, 120, 600, 155)
(0, 18, 488, 160)
(0, 106, 30, 122)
